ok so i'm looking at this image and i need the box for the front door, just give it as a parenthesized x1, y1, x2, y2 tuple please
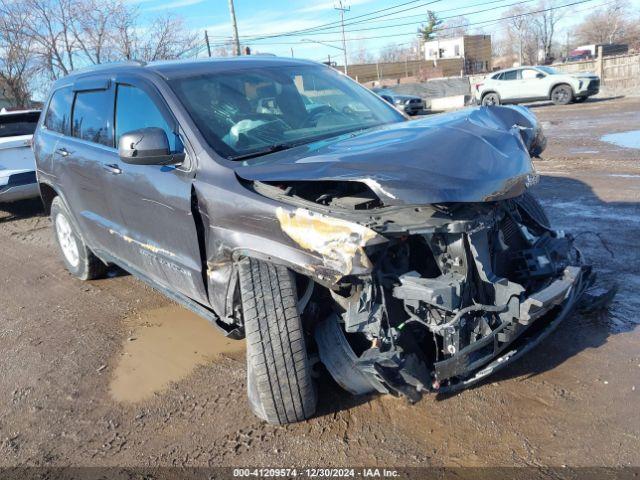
(102, 78, 209, 305)
(51, 83, 119, 251)
(517, 68, 549, 100)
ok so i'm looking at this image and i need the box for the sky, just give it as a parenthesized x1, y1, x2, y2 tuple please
(133, 0, 640, 63)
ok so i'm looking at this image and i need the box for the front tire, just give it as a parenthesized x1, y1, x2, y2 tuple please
(238, 258, 317, 424)
(516, 191, 551, 229)
(482, 92, 500, 106)
(551, 85, 573, 105)
(51, 197, 106, 280)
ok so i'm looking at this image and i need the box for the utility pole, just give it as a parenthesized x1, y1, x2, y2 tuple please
(228, 0, 241, 56)
(334, 0, 350, 76)
(204, 30, 212, 57)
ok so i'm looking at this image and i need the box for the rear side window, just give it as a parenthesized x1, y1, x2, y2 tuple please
(0, 111, 40, 138)
(44, 88, 73, 134)
(502, 70, 519, 80)
(115, 85, 180, 152)
(72, 90, 113, 147)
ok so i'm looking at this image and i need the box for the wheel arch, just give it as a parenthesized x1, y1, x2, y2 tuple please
(548, 82, 574, 98)
(39, 182, 58, 215)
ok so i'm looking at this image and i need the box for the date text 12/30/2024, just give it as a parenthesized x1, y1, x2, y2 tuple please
(233, 468, 400, 478)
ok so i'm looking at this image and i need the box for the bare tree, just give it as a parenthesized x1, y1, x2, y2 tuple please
(2, 0, 199, 86)
(350, 41, 373, 65)
(70, 0, 125, 65)
(114, 15, 198, 62)
(213, 45, 232, 58)
(12, 0, 76, 79)
(502, 5, 539, 65)
(439, 16, 469, 38)
(532, 0, 565, 63)
(574, 0, 631, 45)
(378, 43, 412, 63)
(0, 1, 38, 106)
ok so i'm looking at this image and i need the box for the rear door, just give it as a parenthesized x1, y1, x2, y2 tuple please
(497, 69, 521, 101)
(44, 82, 118, 251)
(103, 76, 208, 305)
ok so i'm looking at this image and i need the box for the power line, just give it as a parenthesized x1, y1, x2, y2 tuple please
(205, 0, 443, 42)
(205, 0, 542, 45)
(247, 0, 541, 39)
(218, 0, 604, 47)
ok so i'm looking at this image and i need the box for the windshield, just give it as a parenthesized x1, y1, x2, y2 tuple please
(0, 111, 40, 138)
(537, 66, 559, 75)
(169, 64, 403, 159)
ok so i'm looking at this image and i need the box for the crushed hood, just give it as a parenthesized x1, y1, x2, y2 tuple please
(235, 106, 542, 206)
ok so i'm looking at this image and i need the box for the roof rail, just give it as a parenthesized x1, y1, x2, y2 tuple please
(70, 60, 147, 75)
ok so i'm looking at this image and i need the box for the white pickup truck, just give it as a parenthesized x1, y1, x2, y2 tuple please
(0, 109, 41, 203)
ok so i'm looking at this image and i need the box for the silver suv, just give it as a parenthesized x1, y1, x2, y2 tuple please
(475, 66, 600, 106)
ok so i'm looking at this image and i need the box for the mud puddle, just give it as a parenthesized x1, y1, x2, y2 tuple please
(110, 304, 245, 403)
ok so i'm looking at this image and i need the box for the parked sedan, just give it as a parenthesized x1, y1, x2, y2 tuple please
(0, 109, 41, 203)
(475, 66, 600, 106)
(372, 88, 425, 115)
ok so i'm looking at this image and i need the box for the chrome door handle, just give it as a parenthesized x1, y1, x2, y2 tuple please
(103, 163, 122, 175)
(55, 148, 70, 157)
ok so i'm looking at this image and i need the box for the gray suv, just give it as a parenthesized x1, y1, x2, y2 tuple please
(34, 57, 603, 425)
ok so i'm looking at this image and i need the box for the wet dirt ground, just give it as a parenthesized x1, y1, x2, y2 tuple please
(1, 96, 638, 470)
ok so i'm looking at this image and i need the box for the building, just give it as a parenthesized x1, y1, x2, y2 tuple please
(423, 35, 492, 74)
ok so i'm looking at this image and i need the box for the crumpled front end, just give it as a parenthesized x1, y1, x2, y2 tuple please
(222, 105, 612, 399)
(313, 196, 600, 398)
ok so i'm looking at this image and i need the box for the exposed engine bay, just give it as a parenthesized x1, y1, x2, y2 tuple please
(310, 193, 596, 398)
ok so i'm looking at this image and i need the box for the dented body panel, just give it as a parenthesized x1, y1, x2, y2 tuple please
(234, 106, 543, 206)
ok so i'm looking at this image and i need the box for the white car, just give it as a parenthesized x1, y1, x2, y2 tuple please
(474, 66, 600, 106)
(0, 109, 41, 203)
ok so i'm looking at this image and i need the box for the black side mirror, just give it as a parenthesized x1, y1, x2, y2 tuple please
(536, 73, 545, 79)
(118, 127, 185, 166)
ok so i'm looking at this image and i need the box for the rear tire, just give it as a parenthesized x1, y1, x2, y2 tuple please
(51, 197, 106, 280)
(238, 258, 317, 424)
(482, 92, 500, 106)
(551, 85, 573, 105)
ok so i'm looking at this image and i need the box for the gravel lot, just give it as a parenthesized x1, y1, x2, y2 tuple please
(1, 96, 638, 470)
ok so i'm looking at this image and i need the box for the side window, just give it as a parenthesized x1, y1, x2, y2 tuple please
(71, 90, 114, 147)
(492, 72, 504, 80)
(521, 69, 540, 79)
(115, 85, 180, 152)
(44, 88, 73, 134)
(502, 70, 519, 81)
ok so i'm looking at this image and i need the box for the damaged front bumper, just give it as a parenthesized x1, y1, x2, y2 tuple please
(313, 197, 609, 399)
(432, 265, 589, 391)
